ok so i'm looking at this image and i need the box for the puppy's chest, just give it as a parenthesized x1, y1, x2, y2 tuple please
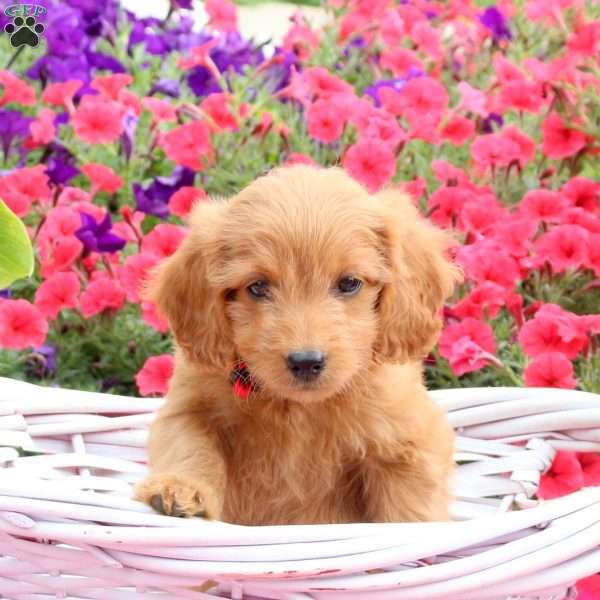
(219, 417, 366, 524)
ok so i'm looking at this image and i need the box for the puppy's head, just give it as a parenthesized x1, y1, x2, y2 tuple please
(150, 166, 460, 402)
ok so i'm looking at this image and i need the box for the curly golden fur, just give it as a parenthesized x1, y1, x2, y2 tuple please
(135, 165, 461, 525)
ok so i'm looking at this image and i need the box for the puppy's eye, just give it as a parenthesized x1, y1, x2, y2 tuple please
(337, 276, 362, 296)
(247, 280, 270, 299)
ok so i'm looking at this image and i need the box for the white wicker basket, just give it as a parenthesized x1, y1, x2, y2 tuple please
(1, 376, 599, 600)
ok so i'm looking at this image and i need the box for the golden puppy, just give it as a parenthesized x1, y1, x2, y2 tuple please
(135, 165, 461, 525)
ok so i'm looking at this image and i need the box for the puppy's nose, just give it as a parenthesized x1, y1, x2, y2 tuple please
(287, 350, 326, 382)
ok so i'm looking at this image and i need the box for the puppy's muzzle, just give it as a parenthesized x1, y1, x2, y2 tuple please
(287, 350, 327, 382)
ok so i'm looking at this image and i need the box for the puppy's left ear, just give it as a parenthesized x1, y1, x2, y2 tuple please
(374, 190, 462, 363)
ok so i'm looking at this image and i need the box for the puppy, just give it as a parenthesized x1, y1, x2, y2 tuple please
(135, 165, 461, 525)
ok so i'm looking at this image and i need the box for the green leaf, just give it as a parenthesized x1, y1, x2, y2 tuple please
(0, 199, 34, 289)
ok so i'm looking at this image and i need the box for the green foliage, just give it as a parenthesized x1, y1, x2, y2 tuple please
(0, 199, 34, 289)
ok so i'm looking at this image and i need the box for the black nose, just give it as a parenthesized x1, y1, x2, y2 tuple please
(287, 350, 326, 382)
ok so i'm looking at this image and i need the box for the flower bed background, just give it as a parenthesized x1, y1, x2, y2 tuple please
(0, 0, 598, 400)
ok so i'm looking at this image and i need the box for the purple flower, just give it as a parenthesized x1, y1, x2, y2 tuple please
(263, 49, 301, 93)
(0, 288, 11, 299)
(172, 0, 193, 9)
(133, 167, 195, 219)
(35, 344, 58, 375)
(120, 114, 138, 163)
(0, 110, 32, 160)
(480, 6, 512, 43)
(187, 33, 265, 97)
(364, 68, 423, 107)
(150, 79, 181, 98)
(75, 213, 126, 255)
(481, 112, 504, 133)
(44, 144, 80, 186)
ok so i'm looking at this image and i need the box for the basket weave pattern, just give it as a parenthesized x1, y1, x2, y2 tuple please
(1, 376, 600, 599)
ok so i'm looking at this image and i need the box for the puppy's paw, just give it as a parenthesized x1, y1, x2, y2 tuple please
(134, 473, 221, 519)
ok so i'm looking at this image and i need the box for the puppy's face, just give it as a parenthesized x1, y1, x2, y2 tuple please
(152, 166, 460, 403)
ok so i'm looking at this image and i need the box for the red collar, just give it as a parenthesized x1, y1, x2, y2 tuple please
(230, 361, 257, 399)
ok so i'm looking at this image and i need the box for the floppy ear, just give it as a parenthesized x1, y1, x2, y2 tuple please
(146, 202, 234, 370)
(374, 190, 462, 363)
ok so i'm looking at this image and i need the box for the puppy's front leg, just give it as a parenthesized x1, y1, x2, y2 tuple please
(361, 418, 454, 523)
(135, 409, 226, 519)
(362, 454, 452, 523)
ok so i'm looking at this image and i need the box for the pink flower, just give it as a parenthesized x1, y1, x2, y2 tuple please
(29, 108, 56, 145)
(439, 318, 497, 376)
(282, 15, 320, 61)
(72, 96, 125, 144)
(177, 39, 219, 71)
(456, 81, 488, 117)
(561, 177, 600, 212)
(119, 252, 160, 303)
(519, 189, 566, 224)
(91, 73, 133, 101)
(136, 354, 174, 396)
(490, 216, 538, 258)
(460, 193, 507, 235)
(542, 112, 587, 159)
(524, 352, 576, 389)
(471, 133, 520, 170)
(142, 97, 176, 123)
(498, 80, 544, 114)
(350, 102, 407, 148)
(141, 301, 169, 333)
(142, 224, 187, 259)
(205, 0, 238, 33)
(577, 575, 600, 600)
(303, 67, 354, 99)
(0, 70, 35, 107)
(81, 163, 123, 195)
(534, 225, 590, 273)
(500, 126, 536, 167)
(41, 80, 82, 111)
(80, 279, 125, 318)
(382, 77, 448, 127)
(428, 186, 471, 228)
(40, 237, 83, 278)
(380, 47, 423, 77)
(457, 240, 521, 289)
(439, 115, 475, 146)
(518, 304, 588, 359)
(169, 186, 207, 218)
(578, 453, 600, 487)
(538, 451, 584, 500)
(161, 120, 214, 171)
(452, 282, 506, 320)
(0, 165, 52, 217)
(201, 93, 239, 131)
(343, 138, 396, 193)
(306, 98, 345, 143)
(0, 300, 48, 350)
(35, 272, 80, 319)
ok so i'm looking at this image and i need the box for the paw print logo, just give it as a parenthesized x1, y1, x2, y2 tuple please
(4, 15, 45, 48)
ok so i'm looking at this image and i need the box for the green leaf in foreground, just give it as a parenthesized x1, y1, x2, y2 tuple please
(0, 199, 34, 289)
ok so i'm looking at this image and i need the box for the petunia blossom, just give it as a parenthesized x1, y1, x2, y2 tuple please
(161, 120, 214, 171)
(524, 352, 576, 389)
(439, 318, 498, 376)
(0, 300, 48, 350)
(343, 138, 396, 193)
(80, 278, 126, 318)
(136, 354, 174, 396)
(538, 450, 584, 500)
(35, 272, 80, 319)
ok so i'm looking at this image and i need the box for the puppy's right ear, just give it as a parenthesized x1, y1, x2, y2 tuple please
(147, 202, 234, 370)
